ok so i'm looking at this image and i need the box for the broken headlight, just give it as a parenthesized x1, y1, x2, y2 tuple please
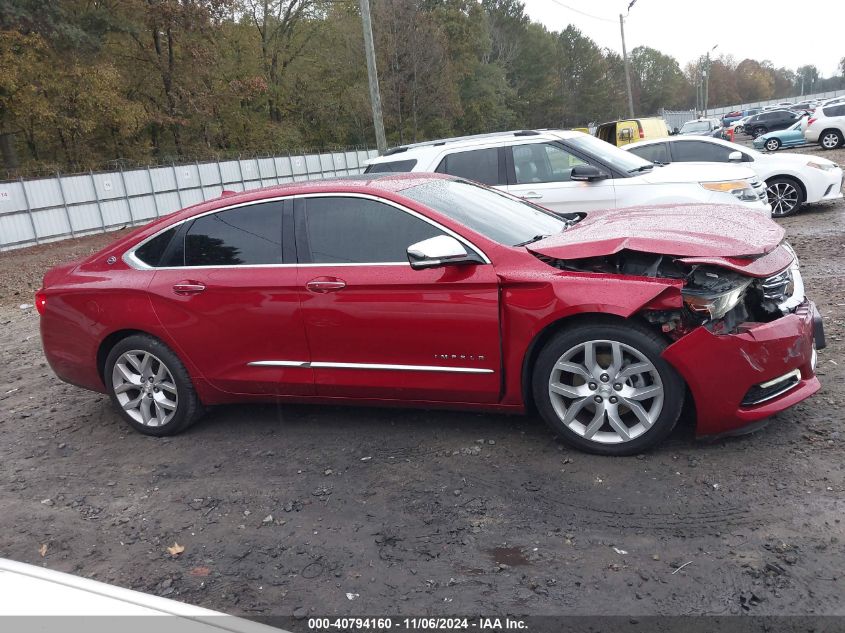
(682, 267, 752, 320)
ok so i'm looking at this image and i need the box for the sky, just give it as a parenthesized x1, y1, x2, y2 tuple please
(520, 0, 845, 78)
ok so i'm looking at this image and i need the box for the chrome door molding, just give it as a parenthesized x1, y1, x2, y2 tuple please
(248, 360, 494, 374)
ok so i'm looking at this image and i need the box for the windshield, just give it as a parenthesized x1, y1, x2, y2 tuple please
(680, 121, 711, 133)
(400, 179, 568, 247)
(565, 134, 652, 173)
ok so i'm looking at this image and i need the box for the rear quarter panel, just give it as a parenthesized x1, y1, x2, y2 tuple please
(40, 261, 212, 398)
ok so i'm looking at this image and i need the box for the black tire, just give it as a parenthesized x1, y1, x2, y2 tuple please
(105, 334, 203, 436)
(532, 320, 685, 456)
(819, 129, 843, 150)
(764, 138, 781, 151)
(735, 125, 744, 134)
(753, 126, 767, 138)
(766, 176, 804, 217)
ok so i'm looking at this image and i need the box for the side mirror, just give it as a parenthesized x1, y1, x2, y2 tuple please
(407, 235, 477, 270)
(570, 164, 609, 182)
(728, 151, 743, 162)
(672, 127, 680, 135)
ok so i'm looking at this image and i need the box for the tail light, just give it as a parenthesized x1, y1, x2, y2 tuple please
(35, 290, 47, 315)
(807, 118, 816, 126)
(639, 128, 644, 139)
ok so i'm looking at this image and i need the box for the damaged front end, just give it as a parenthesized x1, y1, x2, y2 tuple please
(533, 245, 813, 339)
(532, 244, 824, 437)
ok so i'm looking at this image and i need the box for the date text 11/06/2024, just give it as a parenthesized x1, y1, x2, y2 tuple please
(307, 617, 527, 630)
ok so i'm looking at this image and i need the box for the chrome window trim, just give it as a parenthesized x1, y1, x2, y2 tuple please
(123, 192, 490, 271)
(248, 360, 494, 374)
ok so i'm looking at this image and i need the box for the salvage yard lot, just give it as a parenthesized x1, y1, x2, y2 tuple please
(1, 145, 843, 618)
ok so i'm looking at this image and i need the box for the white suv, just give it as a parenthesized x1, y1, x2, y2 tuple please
(804, 102, 845, 149)
(364, 130, 771, 215)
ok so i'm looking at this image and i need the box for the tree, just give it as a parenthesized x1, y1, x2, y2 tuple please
(552, 26, 608, 127)
(374, 0, 460, 143)
(3, 0, 845, 175)
(795, 64, 820, 95)
(735, 59, 774, 102)
(630, 46, 687, 114)
(241, 0, 316, 123)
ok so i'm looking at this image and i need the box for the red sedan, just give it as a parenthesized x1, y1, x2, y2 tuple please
(36, 174, 824, 455)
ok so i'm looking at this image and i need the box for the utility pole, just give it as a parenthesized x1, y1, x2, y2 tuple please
(359, 0, 386, 155)
(620, 12, 635, 118)
(703, 45, 717, 117)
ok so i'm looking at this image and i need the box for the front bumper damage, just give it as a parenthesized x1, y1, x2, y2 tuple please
(662, 300, 824, 437)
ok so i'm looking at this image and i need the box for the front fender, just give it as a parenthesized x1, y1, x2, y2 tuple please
(499, 273, 683, 406)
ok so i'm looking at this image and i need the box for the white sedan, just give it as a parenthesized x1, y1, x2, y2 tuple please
(623, 135, 843, 217)
(0, 557, 288, 631)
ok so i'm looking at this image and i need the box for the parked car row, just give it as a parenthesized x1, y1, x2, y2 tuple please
(740, 108, 804, 139)
(723, 96, 845, 152)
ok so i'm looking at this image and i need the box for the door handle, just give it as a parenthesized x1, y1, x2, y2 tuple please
(306, 277, 347, 293)
(521, 192, 543, 200)
(172, 281, 206, 295)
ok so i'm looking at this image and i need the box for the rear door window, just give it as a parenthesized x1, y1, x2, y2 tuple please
(823, 104, 845, 117)
(627, 143, 671, 164)
(670, 140, 733, 163)
(435, 148, 502, 185)
(183, 202, 284, 266)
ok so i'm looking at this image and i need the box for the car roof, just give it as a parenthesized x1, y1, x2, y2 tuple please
(365, 129, 581, 166)
(154, 173, 456, 223)
(622, 135, 745, 151)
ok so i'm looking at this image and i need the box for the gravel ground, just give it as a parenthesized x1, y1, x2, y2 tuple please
(1, 147, 843, 621)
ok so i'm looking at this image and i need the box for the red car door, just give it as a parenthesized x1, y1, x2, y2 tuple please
(294, 194, 501, 403)
(145, 199, 314, 397)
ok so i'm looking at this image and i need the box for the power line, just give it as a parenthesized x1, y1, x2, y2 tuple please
(547, 0, 617, 24)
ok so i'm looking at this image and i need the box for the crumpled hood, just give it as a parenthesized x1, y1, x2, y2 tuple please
(529, 204, 784, 260)
(634, 161, 756, 184)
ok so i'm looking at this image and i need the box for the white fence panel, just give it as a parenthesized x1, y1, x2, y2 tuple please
(0, 148, 376, 250)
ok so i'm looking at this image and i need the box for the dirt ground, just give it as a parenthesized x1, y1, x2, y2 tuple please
(1, 145, 844, 623)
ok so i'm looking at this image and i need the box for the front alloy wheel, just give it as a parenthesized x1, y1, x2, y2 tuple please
(548, 340, 663, 445)
(533, 321, 685, 455)
(765, 138, 781, 151)
(767, 178, 803, 217)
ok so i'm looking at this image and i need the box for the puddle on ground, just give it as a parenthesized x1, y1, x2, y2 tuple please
(488, 546, 530, 566)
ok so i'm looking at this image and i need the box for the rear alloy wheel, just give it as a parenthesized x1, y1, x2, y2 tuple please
(106, 334, 202, 436)
(753, 126, 767, 138)
(764, 138, 781, 151)
(766, 177, 803, 217)
(820, 130, 843, 150)
(532, 322, 684, 455)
